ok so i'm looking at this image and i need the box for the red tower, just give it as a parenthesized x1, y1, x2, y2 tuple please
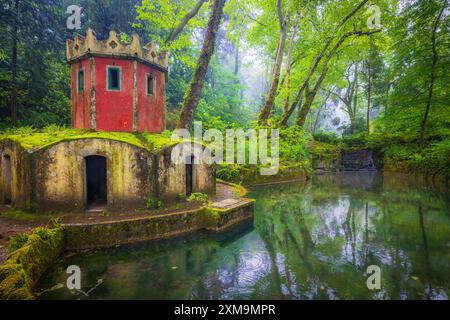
(66, 28, 168, 133)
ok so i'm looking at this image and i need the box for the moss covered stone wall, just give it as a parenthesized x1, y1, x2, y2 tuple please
(156, 142, 215, 200)
(32, 138, 153, 211)
(64, 199, 253, 250)
(0, 140, 31, 209)
(0, 136, 217, 212)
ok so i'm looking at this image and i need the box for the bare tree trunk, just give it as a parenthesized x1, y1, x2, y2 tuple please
(258, 0, 288, 125)
(366, 60, 371, 133)
(166, 0, 208, 44)
(419, 3, 445, 146)
(10, 0, 19, 127)
(177, 0, 226, 129)
(279, 0, 370, 126)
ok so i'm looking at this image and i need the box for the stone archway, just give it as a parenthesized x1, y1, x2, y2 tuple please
(85, 155, 107, 208)
(185, 155, 195, 196)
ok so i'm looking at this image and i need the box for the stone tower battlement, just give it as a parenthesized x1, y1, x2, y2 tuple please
(66, 28, 168, 71)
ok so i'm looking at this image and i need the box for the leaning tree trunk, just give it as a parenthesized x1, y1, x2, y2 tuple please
(296, 30, 380, 127)
(177, 0, 226, 129)
(10, 0, 19, 127)
(419, 3, 445, 147)
(296, 65, 328, 127)
(279, 0, 370, 127)
(258, 19, 288, 125)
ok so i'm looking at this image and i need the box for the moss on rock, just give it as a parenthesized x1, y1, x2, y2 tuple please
(0, 224, 64, 300)
(0, 128, 181, 153)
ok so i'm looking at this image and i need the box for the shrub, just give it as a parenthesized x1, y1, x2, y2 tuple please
(146, 196, 162, 209)
(187, 192, 210, 205)
(313, 131, 339, 144)
(341, 132, 368, 147)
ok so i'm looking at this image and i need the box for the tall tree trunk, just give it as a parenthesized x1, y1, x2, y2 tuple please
(312, 90, 332, 135)
(177, 0, 226, 129)
(282, 23, 298, 115)
(10, 0, 19, 127)
(166, 0, 208, 44)
(234, 41, 239, 76)
(366, 60, 371, 133)
(279, 0, 370, 126)
(419, 3, 445, 146)
(257, 0, 288, 125)
(352, 63, 359, 133)
(295, 30, 380, 127)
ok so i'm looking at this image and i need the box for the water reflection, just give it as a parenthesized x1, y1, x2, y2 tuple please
(37, 172, 450, 300)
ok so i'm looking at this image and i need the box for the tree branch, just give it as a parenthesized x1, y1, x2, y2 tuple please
(166, 0, 208, 44)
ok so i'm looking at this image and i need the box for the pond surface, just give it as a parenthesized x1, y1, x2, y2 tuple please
(36, 172, 449, 300)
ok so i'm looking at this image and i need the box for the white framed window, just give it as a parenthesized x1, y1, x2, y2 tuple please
(107, 66, 121, 91)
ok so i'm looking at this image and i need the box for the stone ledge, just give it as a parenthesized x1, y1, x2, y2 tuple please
(63, 199, 254, 250)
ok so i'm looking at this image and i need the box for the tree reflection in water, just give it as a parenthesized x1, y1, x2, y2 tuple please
(37, 172, 449, 300)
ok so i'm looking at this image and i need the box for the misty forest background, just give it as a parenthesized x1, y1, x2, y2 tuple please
(0, 0, 448, 176)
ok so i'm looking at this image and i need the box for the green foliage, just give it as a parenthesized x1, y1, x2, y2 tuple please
(341, 132, 368, 147)
(7, 234, 30, 254)
(313, 131, 339, 144)
(187, 192, 210, 205)
(308, 141, 340, 159)
(279, 126, 310, 161)
(146, 196, 162, 209)
(382, 139, 450, 176)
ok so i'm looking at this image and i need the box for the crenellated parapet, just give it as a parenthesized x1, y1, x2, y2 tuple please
(66, 28, 168, 70)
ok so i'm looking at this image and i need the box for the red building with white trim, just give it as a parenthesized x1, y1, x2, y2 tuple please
(66, 28, 168, 133)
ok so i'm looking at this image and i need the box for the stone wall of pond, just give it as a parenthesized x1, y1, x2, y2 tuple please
(341, 149, 377, 170)
(64, 199, 254, 249)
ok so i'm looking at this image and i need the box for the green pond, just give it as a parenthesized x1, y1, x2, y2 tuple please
(36, 172, 450, 300)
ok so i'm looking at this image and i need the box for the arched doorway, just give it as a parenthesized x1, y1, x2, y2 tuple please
(85, 155, 107, 208)
(2, 155, 12, 205)
(185, 155, 194, 196)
